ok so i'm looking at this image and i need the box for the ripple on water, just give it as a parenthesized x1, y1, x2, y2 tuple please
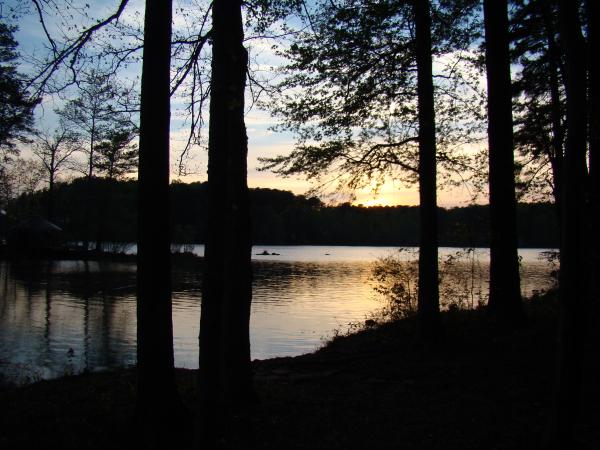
(0, 249, 556, 383)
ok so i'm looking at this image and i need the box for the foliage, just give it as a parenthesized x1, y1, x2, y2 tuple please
(0, 21, 38, 156)
(0, 158, 44, 206)
(56, 68, 136, 179)
(6, 178, 560, 247)
(94, 128, 138, 180)
(439, 247, 487, 310)
(31, 126, 80, 185)
(260, 0, 484, 196)
(244, 0, 303, 33)
(539, 249, 560, 283)
(168, 0, 305, 174)
(372, 248, 420, 320)
(371, 247, 489, 321)
(510, 0, 565, 202)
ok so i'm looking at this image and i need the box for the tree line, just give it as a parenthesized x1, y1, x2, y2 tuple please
(9, 178, 559, 248)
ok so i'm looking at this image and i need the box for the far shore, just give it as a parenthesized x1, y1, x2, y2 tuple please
(0, 247, 203, 263)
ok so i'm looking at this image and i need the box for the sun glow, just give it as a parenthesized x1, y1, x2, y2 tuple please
(352, 179, 480, 208)
(346, 178, 417, 207)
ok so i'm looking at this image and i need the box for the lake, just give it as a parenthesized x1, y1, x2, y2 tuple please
(0, 246, 556, 385)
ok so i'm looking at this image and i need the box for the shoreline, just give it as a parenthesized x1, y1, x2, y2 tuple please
(0, 249, 203, 263)
(1, 291, 598, 449)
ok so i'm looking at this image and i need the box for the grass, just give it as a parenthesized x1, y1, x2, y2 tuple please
(1, 291, 598, 449)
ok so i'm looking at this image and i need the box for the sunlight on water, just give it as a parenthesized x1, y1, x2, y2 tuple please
(0, 246, 556, 384)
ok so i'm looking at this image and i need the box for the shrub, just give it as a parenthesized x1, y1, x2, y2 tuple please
(371, 248, 489, 322)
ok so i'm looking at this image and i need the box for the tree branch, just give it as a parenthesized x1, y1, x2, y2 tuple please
(27, 0, 130, 97)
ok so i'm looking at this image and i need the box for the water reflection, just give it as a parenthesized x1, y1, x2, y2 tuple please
(0, 248, 556, 385)
(0, 260, 137, 384)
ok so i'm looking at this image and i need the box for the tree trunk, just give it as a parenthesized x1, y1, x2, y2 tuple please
(48, 148, 56, 222)
(88, 119, 96, 181)
(136, 0, 181, 447)
(587, 0, 600, 310)
(48, 171, 54, 222)
(483, 0, 523, 322)
(414, 0, 441, 343)
(540, 3, 565, 211)
(95, 179, 111, 253)
(552, 0, 589, 447)
(198, 0, 253, 446)
(84, 120, 96, 251)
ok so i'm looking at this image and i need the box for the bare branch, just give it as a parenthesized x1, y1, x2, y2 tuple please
(27, 0, 131, 97)
(170, 32, 211, 96)
(31, 0, 58, 56)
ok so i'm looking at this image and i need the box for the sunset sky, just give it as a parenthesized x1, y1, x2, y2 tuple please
(7, 0, 481, 207)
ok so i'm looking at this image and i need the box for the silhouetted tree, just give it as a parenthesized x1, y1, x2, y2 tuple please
(135, 0, 181, 447)
(56, 69, 133, 181)
(14, 6, 184, 444)
(0, 158, 44, 207)
(588, 0, 600, 307)
(57, 68, 134, 251)
(483, 0, 523, 322)
(10, 178, 561, 248)
(0, 19, 39, 211)
(261, 1, 481, 193)
(260, 0, 480, 342)
(414, 0, 441, 341)
(198, 0, 253, 445)
(511, 0, 566, 205)
(0, 21, 38, 160)
(93, 127, 138, 252)
(553, 0, 589, 447)
(32, 126, 78, 220)
(94, 128, 138, 180)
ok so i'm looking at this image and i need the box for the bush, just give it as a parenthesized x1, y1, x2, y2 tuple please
(371, 248, 489, 322)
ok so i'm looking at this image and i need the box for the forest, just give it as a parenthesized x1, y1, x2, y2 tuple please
(9, 177, 559, 247)
(0, 0, 598, 449)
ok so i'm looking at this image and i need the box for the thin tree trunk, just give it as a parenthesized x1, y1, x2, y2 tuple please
(48, 172, 54, 222)
(483, 0, 523, 322)
(84, 120, 96, 251)
(198, 0, 253, 446)
(552, 0, 589, 447)
(540, 3, 565, 211)
(587, 0, 599, 311)
(90, 120, 103, 252)
(590, 0, 600, 183)
(414, 0, 441, 343)
(136, 0, 181, 447)
(48, 148, 56, 222)
(95, 179, 112, 253)
(88, 119, 96, 181)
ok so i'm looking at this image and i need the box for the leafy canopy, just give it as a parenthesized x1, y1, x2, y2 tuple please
(0, 21, 38, 156)
(511, 0, 565, 202)
(260, 0, 483, 197)
(94, 128, 138, 180)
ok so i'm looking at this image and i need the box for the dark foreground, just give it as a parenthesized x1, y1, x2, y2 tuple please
(1, 292, 598, 450)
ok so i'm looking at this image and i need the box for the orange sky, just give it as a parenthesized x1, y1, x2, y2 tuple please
(170, 108, 483, 208)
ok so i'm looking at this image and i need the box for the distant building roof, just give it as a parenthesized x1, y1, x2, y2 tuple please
(14, 216, 63, 234)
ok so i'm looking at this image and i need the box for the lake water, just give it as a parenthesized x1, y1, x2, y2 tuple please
(0, 246, 556, 385)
